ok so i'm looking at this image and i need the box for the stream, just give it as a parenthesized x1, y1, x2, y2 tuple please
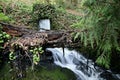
(46, 48, 120, 80)
(39, 19, 120, 80)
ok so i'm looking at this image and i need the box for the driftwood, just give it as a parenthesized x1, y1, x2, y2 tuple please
(0, 22, 76, 50)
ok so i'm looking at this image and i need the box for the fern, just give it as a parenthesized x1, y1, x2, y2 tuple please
(73, 0, 120, 68)
(96, 51, 111, 69)
(74, 32, 80, 41)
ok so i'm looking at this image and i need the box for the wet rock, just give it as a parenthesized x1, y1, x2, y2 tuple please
(100, 70, 120, 80)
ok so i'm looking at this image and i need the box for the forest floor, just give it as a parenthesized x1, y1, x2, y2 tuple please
(66, 9, 83, 16)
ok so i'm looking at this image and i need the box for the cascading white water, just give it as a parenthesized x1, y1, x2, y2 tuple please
(39, 18, 120, 80)
(39, 19, 50, 31)
(47, 48, 104, 80)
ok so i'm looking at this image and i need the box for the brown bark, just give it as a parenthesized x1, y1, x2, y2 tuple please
(0, 22, 34, 36)
(0, 22, 74, 49)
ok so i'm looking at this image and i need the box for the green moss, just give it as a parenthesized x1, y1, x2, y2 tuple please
(0, 63, 76, 80)
(23, 66, 76, 80)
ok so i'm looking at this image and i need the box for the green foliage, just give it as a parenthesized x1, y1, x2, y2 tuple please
(96, 52, 111, 69)
(32, 3, 59, 29)
(8, 45, 44, 65)
(9, 51, 16, 60)
(1, 0, 81, 30)
(0, 5, 2, 11)
(55, 0, 66, 8)
(73, 0, 120, 68)
(8, 44, 18, 61)
(32, 4, 56, 19)
(0, 63, 76, 80)
(0, 0, 33, 26)
(0, 12, 11, 64)
(29, 46, 44, 65)
(55, 0, 79, 9)
(32, 3, 82, 30)
(0, 13, 10, 21)
(0, 25, 10, 50)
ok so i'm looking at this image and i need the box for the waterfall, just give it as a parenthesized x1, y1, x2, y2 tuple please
(38, 18, 120, 80)
(46, 48, 104, 80)
(39, 19, 50, 31)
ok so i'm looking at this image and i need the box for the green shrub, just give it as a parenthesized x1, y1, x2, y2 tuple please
(0, 25, 10, 49)
(32, 4, 58, 29)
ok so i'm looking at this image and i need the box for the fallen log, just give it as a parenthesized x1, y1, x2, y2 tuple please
(0, 22, 74, 50)
(0, 22, 34, 36)
(0, 22, 82, 78)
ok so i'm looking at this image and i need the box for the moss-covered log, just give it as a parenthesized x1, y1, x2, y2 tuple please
(0, 22, 79, 50)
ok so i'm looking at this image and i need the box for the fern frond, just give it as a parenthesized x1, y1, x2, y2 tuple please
(74, 32, 80, 41)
